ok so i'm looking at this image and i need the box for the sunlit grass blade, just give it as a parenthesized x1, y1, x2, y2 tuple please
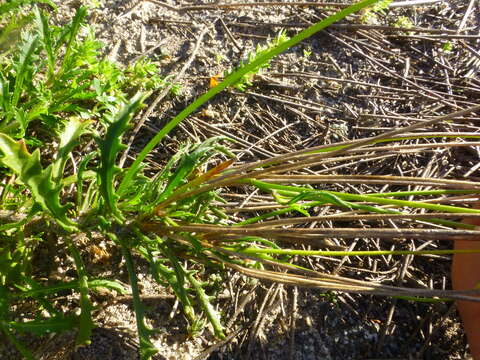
(7, 316, 78, 336)
(262, 174, 480, 189)
(118, 0, 382, 195)
(246, 180, 480, 214)
(139, 133, 480, 211)
(205, 131, 480, 186)
(146, 223, 480, 242)
(228, 247, 480, 258)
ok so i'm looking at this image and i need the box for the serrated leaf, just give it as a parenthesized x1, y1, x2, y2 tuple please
(11, 278, 127, 299)
(186, 271, 225, 339)
(58, 6, 87, 77)
(34, 6, 55, 78)
(120, 240, 158, 359)
(136, 234, 196, 326)
(96, 92, 146, 220)
(0, 134, 76, 231)
(12, 33, 38, 110)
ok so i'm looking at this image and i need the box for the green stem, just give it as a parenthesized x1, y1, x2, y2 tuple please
(228, 247, 480, 257)
(370, 189, 480, 197)
(65, 237, 93, 346)
(247, 179, 480, 214)
(117, 235, 157, 359)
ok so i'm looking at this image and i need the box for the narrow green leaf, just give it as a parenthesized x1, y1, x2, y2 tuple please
(12, 279, 129, 299)
(88, 279, 129, 295)
(12, 33, 38, 110)
(57, 6, 87, 78)
(8, 316, 78, 336)
(248, 179, 480, 214)
(66, 238, 94, 346)
(34, 6, 55, 79)
(96, 92, 146, 220)
(119, 238, 158, 360)
(230, 247, 480, 257)
(185, 271, 225, 339)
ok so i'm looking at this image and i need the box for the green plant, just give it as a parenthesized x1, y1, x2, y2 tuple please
(0, 4, 178, 138)
(303, 46, 312, 59)
(442, 41, 454, 52)
(393, 15, 413, 29)
(360, 0, 392, 24)
(1, 0, 480, 359)
(223, 29, 290, 91)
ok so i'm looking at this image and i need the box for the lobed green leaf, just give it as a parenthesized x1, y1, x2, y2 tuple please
(0, 134, 76, 230)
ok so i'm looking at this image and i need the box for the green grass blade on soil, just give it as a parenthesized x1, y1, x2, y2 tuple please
(117, 0, 382, 196)
(229, 247, 480, 258)
(10, 278, 128, 299)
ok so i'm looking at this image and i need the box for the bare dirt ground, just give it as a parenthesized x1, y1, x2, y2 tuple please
(1, 0, 479, 359)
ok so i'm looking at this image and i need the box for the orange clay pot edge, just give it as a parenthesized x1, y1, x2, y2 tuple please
(452, 217, 480, 359)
